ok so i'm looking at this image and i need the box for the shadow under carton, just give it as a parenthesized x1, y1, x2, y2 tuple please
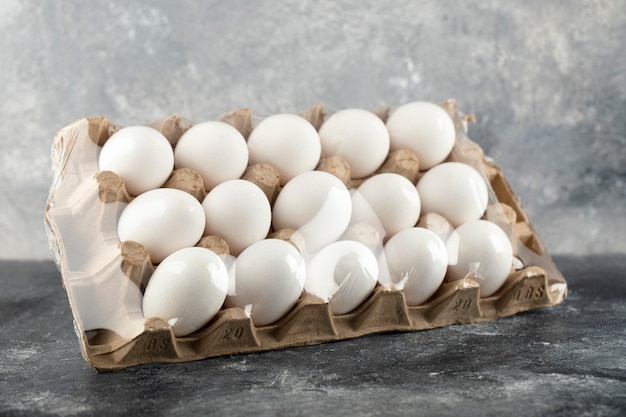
(45, 102, 567, 372)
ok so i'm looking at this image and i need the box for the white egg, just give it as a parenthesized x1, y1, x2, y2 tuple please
(305, 240, 378, 315)
(143, 247, 229, 337)
(417, 162, 489, 227)
(272, 171, 352, 253)
(386, 101, 456, 170)
(225, 239, 306, 326)
(382, 227, 448, 306)
(174, 121, 248, 191)
(318, 109, 390, 179)
(446, 220, 513, 297)
(98, 125, 174, 196)
(247, 114, 321, 185)
(356, 173, 421, 239)
(202, 180, 271, 256)
(117, 188, 205, 264)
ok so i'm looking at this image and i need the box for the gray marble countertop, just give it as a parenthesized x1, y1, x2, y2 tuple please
(1, 255, 624, 416)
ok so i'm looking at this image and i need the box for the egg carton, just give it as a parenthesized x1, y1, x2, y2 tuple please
(44, 100, 567, 372)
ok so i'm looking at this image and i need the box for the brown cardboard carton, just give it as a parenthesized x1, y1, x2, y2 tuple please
(44, 101, 567, 372)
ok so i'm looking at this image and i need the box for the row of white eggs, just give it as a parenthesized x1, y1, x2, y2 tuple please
(98, 101, 456, 196)
(117, 161, 491, 264)
(144, 217, 513, 338)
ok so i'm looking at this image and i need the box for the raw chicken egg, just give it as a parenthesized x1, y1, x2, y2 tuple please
(142, 247, 229, 337)
(174, 121, 248, 191)
(417, 162, 489, 227)
(117, 188, 205, 263)
(305, 240, 378, 315)
(318, 109, 390, 179)
(272, 171, 352, 253)
(202, 179, 271, 256)
(356, 173, 421, 239)
(386, 101, 456, 170)
(225, 239, 306, 326)
(98, 125, 174, 196)
(446, 219, 513, 297)
(382, 227, 448, 306)
(247, 114, 321, 185)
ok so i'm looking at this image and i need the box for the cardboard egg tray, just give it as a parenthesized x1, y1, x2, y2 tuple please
(45, 100, 567, 371)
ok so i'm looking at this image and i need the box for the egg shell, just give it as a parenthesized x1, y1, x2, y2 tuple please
(225, 239, 306, 326)
(117, 188, 205, 264)
(356, 173, 421, 239)
(174, 121, 249, 191)
(382, 227, 448, 306)
(247, 114, 321, 185)
(417, 162, 489, 227)
(202, 179, 271, 256)
(272, 171, 352, 253)
(142, 247, 229, 337)
(98, 125, 174, 196)
(446, 220, 513, 297)
(318, 109, 390, 179)
(386, 101, 456, 170)
(305, 240, 378, 315)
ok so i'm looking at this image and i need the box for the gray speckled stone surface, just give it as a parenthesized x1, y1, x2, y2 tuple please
(1, 0, 626, 259)
(1, 256, 625, 416)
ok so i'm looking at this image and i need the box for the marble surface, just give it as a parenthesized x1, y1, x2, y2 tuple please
(1, 255, 624, 416)
(1, 0, 626, 259)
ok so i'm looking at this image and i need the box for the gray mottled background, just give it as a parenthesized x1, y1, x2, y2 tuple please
(1, 0, 625, 260)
